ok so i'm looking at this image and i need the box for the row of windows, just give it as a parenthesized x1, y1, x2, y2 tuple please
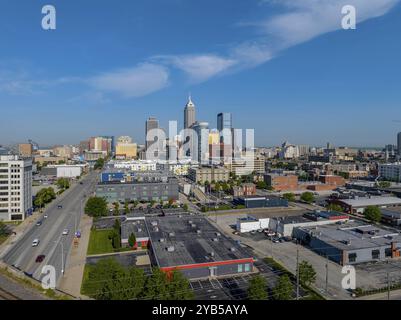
(348, 248, 393, 262)
(237, 263, 251, 273)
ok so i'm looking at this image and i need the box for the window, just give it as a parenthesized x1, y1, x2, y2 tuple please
(385, 248, 392, 257)
(372, 249, 380, 260)
(244, 264, 251, 272)
(348, 253, 357, 263)
(237, 264, 243, 273)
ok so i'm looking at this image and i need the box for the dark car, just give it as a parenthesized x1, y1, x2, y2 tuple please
(35, 255, 45, 263)
(79, 182, 83, 185)
(57, 205, 63, 209)
(36, 220, 42, 226)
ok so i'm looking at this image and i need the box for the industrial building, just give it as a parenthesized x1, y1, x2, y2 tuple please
(146, 215, 255, 279)
(0, 155, 33, 221)
(96, 171, 179, 203)
(121, 216, 150, 249)
(41, 164, 88, 178)
(293, 221, 401, 265)
(330, 196, 401, 214)
(233, 195, 288, 209)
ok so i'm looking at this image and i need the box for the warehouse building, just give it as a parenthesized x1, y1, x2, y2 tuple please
(121, 216, 150, 249)
(330, 196, 401, 214)
(233, 195, 288, 209)
(146, 215, 255, 280)
(293, 221, 401, 265)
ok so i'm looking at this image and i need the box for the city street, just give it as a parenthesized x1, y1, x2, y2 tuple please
(1, 170, 98, 287)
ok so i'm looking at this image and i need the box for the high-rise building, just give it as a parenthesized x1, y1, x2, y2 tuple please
(398, 132, 401, 158)
(217, 112, 232, 132)
(145, 117, 159, 152)
(18, 143, 33, 158)
(192, 121, 209, 164)
(184, 95, 196, 129)
(0, 155, 33, 221)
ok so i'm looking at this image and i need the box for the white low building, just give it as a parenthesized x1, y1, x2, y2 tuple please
(236, 215, 270, 233)
(53, 164, 88, 178)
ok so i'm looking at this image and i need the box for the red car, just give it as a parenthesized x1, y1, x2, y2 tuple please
(35, 255, 45, 263)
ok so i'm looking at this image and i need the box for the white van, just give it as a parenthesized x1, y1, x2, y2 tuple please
(32, 239, 40, 247)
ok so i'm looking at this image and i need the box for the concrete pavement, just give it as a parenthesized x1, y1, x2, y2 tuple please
(1, 170, 98, 288)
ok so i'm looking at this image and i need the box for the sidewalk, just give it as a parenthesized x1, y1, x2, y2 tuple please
(58, 214, 93, 299)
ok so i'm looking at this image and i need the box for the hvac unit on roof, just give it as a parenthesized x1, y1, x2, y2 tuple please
(166, 246, 175, 252)
(212, 238, 219, 242)
(210, 251, 215, 257)
(159, 238, 165, 242)
(197, 230, 202, 234)
(230, 247, 236, 252)
(151, 221, 158, 226)
(188, 220, 193, 224)
(169, 232, 175, 237)
(191, 224, 197, 228)
(138, 228, 142, 232)
(215, 232, 221, 237)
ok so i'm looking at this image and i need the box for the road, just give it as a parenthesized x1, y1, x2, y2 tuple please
(1, 170, 98, 287)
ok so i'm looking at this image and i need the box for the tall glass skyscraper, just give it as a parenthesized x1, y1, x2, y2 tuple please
(217, 112, 232, 131)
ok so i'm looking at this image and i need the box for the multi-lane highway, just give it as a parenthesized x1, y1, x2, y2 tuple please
(1, 170, 98, 287)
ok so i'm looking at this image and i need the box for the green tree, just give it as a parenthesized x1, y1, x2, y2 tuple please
(85, 197, 108, 217)
(113, 202, 120, 216)
(300, 192, 315, 204)
(142, 268, 170, 300)
(364, 206, 382, 223)
(124, 201, 129, 214)
(248, 275, 267, 300)
(128, 232, 136, 248)
(0, 222, 11, 240)
(109, 229, 121, 250)
(167, 270, 194, 300)
(94, 158, 105, 170)
(273, 274, 293, 300)
(182, 204, 189, 211)
(299, 261, 316, 287)
(326, 203, 343, 212)
(282, 193, 296, 202)
(256, 181, 267, 189)
(378, 181, 391, 188)
(56, 178, 70, 190)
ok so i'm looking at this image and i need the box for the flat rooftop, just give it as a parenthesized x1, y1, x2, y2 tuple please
(121, 217, 149, 240)
(146, 215, 253, 268)
(338, 196, 401, 208)
(297, 220, 401, 251)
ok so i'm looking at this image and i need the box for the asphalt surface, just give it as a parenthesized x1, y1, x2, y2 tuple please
(1, 170, 98, 287)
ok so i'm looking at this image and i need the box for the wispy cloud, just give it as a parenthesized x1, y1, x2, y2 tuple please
(88, 63, 169, 98)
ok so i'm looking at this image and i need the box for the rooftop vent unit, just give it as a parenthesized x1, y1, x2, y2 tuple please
(167, 246, 175, 252)
(212, 238, 219, 242)
(197, 230, 202, 234)
(151, 221, 158, 226)
(342, 239, 352, 245)
(210, 251, 215, 257)
(230, 247, 236, 252)
(154, 227, 159, 232)
(191, 224, 196, 228)
(169, 232, 175, 237)
(138, 228, 142, 232)
(188, 220, 193, 224)
(215, 232, 221, 237)
(159, 238, 165, 242)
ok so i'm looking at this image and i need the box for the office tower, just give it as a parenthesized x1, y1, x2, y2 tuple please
(192, 121, 209, 164)
(0, 155, 33, 221)
(145, 117, 159, 151)
(18, 143, 33, 158)
(398, 132, 401, 158)
(184, 95, 196, 129)
(217, 112, 232, 131)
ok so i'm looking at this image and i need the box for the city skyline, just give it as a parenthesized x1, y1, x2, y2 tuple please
(1, 1, 401, 146)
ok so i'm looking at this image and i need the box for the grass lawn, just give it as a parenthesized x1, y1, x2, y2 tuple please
(87, 229, 114, 255)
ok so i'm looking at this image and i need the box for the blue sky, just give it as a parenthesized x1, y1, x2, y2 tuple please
(0, 0, 401, 147)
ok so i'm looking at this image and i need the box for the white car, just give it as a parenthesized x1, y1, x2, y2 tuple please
(62, 229, 69, 235)
(43, 214, 48, 219)
(32, 239, 40, 247)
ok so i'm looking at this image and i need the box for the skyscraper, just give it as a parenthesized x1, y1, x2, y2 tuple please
(398, 132, 401, 158)
(145, 117, 159, 151)
(217, 112, 232, 132)
(184, 95, 196, 129)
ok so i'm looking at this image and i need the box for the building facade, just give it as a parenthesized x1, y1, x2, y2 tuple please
(188, 166, 230, 184)
(0, 155, 33, 221)
(379, 163, 401, 182)
(184, 96, 196, 129)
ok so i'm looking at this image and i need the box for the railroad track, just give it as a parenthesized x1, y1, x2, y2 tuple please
(0, 286, 21, 300)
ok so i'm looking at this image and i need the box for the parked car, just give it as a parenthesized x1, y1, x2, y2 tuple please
(272, 237, 280, 243)
(43, 214, 48, 219)
(62, 229, 69, 235)
(35, 255, 45, 263)
(75, 230, 81, 238)
(36, 220, 42, 226)
(32, 239, 40, 247)
(57, 205, 63, 209)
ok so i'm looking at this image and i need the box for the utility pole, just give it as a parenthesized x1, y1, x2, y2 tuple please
(325, 255, 329, 294)
(387, 271, 391, 300)
(296, 242, 300, 300)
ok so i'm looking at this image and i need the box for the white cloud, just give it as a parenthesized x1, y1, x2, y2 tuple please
(88, 63, 169, 98)
(155, 54, 237, 83)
